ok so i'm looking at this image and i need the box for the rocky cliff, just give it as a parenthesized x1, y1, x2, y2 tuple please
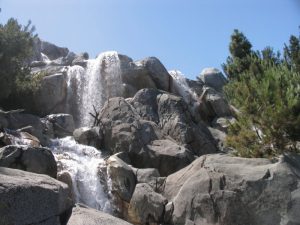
(0, 39, 299, 225)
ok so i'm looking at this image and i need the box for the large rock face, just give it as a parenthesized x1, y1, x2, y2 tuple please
(40, 40, 69, 60)
(0, 167, 73, 225)
(163, 153, 300, 225)
(99, 96, 161, 154)
(34, 73, 68, 116)
(0, 145, 57, 178)
(98, 89, 217, 175)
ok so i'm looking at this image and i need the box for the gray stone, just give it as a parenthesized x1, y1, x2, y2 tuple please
(136, 168, 160, 182)
(133, 139, 195, 177)
(98, 54, 171, 99)
(31, 60, 47, 67)
(31, 64, 67, 75)
(131, 88, 217, 156)
(208, 127, 227, 152)
(99, 97, 161, 155)
(0, 129, 40, 147)
(164, 201, 174, 223)
(72, 52, 89, 67)
(169, 70, 205, 124)
(0, 110, 50, 146)
(41, 40, 69, 60)
(57, 171, 75, 205)
(98, 89, 217, 175)
(107, 155, 136, 203)
(128, 183, 168, 225)
(199, 68, 227, 92)
(133, 167, 161, 190)
(73, 126, 102, 149)
(205, 91, 232, 117)
(163, 153, 300, 225)
(157, 92, 217, 155)
(64, 51, 77, 65)
(0, 145, 57, 178)
(199, 87, 232, 122)
(129, 88, 160, 123)
(68, 204, 133, 225)
(134, 57, 171, 92)
(46, 113, 75, 138)
(0, 167, 73, 225)
(34, 73, 68, 115)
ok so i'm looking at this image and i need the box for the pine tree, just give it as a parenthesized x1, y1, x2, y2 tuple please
(225, 62, 300, 157)
(222, 29, 254, 80)
(284, 34, 300, 72)
(0, 18, 36, 101)
(224, 29, 300, 157)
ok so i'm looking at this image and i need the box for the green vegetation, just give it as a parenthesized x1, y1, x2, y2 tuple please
(223, 30, 300, 158)
(0, 18, 41, 110)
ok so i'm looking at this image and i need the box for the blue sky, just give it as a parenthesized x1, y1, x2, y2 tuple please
(0, 0, 299, 79)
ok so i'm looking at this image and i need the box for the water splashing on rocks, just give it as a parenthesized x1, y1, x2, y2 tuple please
(50, 137, 112, 212)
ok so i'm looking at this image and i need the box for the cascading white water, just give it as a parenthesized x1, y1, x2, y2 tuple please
(66, 51, 123, 127)
(169, 70, 198, 104)
(50, 137, 112, 212)
(169, 70, 201, 119)
(52, 51, 124, 213)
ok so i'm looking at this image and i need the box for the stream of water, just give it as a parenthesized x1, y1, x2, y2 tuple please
(50, 137, 112, 212)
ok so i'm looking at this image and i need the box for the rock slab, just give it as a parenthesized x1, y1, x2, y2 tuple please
(0, 167, 73, 225)
(163, 153, 300, 225)
(68, 204, 133, 225)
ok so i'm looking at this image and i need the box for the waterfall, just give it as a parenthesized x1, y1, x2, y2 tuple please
(66, 65, 85, 124)
(66, 51, 123, 127)
(50, 137, 112, 212)
(169, 70, 198, 104)
(50, 51, 125, 212)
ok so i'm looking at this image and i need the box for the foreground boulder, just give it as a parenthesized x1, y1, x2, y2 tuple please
(107, 154, 136, 217)
(0, 167, 73, 225)
(68, 204, 133, 225)
(163, 153, 300, 225)
(128, 183, 168, 225)
(0, 145, 57, 178)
